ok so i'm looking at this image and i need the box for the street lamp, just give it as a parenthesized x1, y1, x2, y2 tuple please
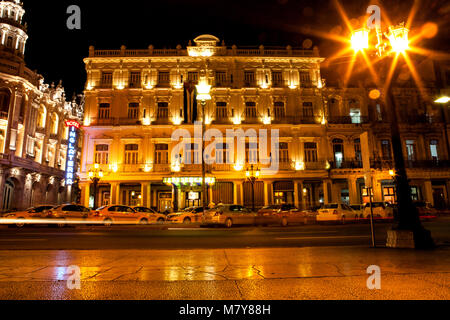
(245, 164, 261, 212)
(196, 77, 212, 216)
(88, 163, 104, 210)
(351, 22, 434, 248)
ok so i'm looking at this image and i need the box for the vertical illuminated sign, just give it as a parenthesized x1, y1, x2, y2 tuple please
(65, 120, 80, 185)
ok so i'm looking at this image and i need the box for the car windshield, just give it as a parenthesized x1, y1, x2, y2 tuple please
(350, 205, 361, 210)
(97, 206, 107, 211)
(323, 204, 339, 209)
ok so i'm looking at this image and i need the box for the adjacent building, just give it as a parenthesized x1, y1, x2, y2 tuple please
(0, 0, 83, 211)
(79, 34, 450, 212)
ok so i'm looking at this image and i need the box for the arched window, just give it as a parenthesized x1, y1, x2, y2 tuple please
(50, 113, 59, 135)
(0, 89, 11, 117)
(332, 139, 344, 168)
(37, 105, 47, 128)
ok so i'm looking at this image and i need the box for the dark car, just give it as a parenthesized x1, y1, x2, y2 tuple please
(413, 201, 438, 220)
(257, 204, 308, 227)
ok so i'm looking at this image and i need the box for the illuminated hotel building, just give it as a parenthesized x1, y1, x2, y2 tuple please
(80, 34, 450, 212)
(0, 0, 83, 211)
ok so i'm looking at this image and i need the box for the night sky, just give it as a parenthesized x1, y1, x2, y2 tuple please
(20, 0, 450, 97)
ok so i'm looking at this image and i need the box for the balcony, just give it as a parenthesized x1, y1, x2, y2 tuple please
(153, 164, 171, 172)
(328, 116, 370, 125)
(330, 159, 363, 170)
(88, 118, 142, 126)
(305, 161, 328, 170)
(271, 80, 289, 88)
(215, 81, 233, 88)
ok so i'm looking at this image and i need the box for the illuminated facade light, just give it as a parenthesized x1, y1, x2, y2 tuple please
(263, 116, 271, 125)
(234, 162, 244, 172)
(351, 28, 369, 52)
(387, 24, 409, 53)
(295, 161, 305, 171)
(196, 79, 212, 101)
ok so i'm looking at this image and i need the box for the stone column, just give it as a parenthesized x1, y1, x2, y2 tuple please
(110, 182, 119, 205)
(3, 87, 17, 154)
(238, 181, 244, 205)
(233, 182, 238, 204)
(80, 183, 90, 208)
(264, 181, 269, 206)
(348, 176, 358, 205)
(0, 168, 5, 210)
(323, 180, 330, 205)
(294, 180, 300, 209)
(209, 185, 213, 205)
(423, 180, 434, 206)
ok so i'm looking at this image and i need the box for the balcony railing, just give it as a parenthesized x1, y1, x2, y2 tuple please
(328, 116, 370, 124)
(330, 159, 363, 169)
(88, 118, 142, 126)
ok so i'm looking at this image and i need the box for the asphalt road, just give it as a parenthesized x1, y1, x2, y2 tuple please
(0, 218, 449, 250)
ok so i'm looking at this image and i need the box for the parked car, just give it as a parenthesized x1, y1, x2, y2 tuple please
(132, 206, 167, 223)
(317, 203, 356, 224)
(2, 205, 56, 228)
(46, 204, 91, 227)
(92, 205, 152, 226)
(167, 207, 204, 224)
(350, 204, 365, 219)
(202, 205, 256, 228)
(363, 202, 394, 219)
(257, 204, 308, 226)
(413, 201, 438, 220)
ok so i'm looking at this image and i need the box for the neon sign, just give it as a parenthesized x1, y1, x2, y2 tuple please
(65, 120, 80, 185)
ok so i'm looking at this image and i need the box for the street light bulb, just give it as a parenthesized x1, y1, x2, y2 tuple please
(351, 29, 369, 52)
(246, 171, 250, 178)
(196, 80, 212, 101)
(387, 24, 409, 53)
(94, 163, 100, 169)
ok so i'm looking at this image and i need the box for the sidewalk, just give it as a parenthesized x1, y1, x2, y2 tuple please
(0, 246, 449, 300)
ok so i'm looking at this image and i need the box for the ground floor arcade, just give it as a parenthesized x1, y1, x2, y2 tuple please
(79, 172, 450, 212)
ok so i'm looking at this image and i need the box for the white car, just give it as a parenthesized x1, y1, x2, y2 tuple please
(363, 202, 394, 219)
(317, 203, 356, 224)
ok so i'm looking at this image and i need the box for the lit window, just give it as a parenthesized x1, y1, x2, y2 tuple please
(430, 140, 439, 161)
(406, 140, 416, 161)
(95, 145, 109, 165)
(124, 144, 139, 165)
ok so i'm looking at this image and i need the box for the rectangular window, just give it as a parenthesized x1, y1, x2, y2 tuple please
(430, 140, 439, 161)
(274, 102, 285, 119)
(300, 71, 311, 87)
(158, 72, 170, 86)
(101, 72, 113, 86)
(272, 71, 283, 86)
(124, 144, 139, 165)
(95, 144, 109, 165)
(215, 71, 227, 85)
(155, 144, 169, 164)
(128, 103, 139, 119)
(245, 102, 257, 119)
(350, 108, 361, 124)
(216, 102, 228, 120)
(381, 140, 392, 159)
(216, 143, 230, 164)
(184, 143, 200, 165)
(129, 72, 141, 88)
(246, 142, 258, 164)
(98, 103, 110, 119)
(157, 102, 169, 120)
(188, 72, 198, 82)
(303, 102, 314, 118)
(278, 142, 289, 163)
(244, 71, 256, 86)
(406, 140, 416, 161)
(304, 142, 318, 162)
(354, 139, 362, 162)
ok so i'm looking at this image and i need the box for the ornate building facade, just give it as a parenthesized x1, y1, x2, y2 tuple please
(0, 0, 83, 211)
(79, 34, 450, 212)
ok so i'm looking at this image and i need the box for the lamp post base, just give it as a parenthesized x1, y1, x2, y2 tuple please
(386, 226, 434, 250)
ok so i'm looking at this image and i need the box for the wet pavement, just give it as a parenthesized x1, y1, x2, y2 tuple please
(0, 246, 449, 300)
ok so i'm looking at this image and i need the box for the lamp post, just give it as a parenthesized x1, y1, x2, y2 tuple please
(435, 96, 450, 161)
(245, 164, 261, 212)
(196, 78, 212, 216)
(351, 23, 434, 248)
(88, 164, 104, 210)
